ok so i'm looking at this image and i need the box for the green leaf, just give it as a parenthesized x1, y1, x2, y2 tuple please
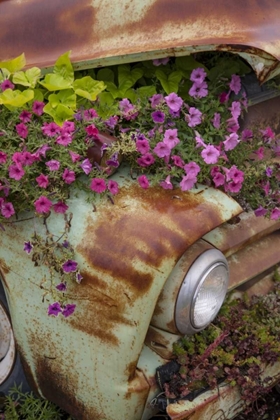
(48, 90, 76, 110)
(0, 68, 11, 82)
(13, 67, 41, 88)
(97, 68, 115, 83)
(39, 74, 72, 91)
(0, 88, 34, 107)
(0, 53, 26, 73)
(175, 56, 208, 74)
(43, 103, 74, 125)
(124, 89, 137, 102)
(136, 85, 157, 99)
(73, 76, 105, 101)
(118, 65, 143, 87)
(53, 51, 74, 84)
(31, 89, 44, 102)
(155, 69, 182, 93)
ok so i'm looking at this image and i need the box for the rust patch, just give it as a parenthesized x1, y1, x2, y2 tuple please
(16, 344, 40, 396)
(36, 357, 103, 420)
(0, 258, 10, 274)
(0, 0, 95, 61)
(126, 360, 138, 381)
(68, 271, 133, 346)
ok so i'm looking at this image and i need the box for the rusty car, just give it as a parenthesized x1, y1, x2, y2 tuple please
(0, 1, 280, 419)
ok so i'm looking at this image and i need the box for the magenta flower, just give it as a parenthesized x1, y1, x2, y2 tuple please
(138, 175, 150, 189)
(201, 145, 220, 164)
(36, 174, 49, 188)
(185, 107, 202, 128)
(108, 180, 119, 195)
(226, 117, 239, 133)
(69, 151, 80, 163)
(165, 93, 183, 112)
(195, 133, 206, 148)
(253, 147, 264, 160)
(62, 259, 78, 273)
(226, 166, 244, 184)
(241, 129, 253, 141)
(16, 123, 28, 139)
(271, 208, 280, 220)
(32, 100, 45, 116)
(163, 129, 180, 148)
(1, 80, 14, 91)
(212, 172, 225, 187)
(180, 174, 197, 191)
(171, 155, 184, 168)
(90, 178, 107, 193)
(62, 121, 75, 134)
(84, 108, 98, 120)
(184, 162, 200, 177)
(105, 115, 118, 129)
(224, 133, 239, 151)
(56, 282, 67, 292)
(48, 302, 62, 317)
(229, 74, 241, 95)
(21, 152, 35, 166)
(226, 181, 242, 193)
(212, 113, 221, 129)
(254, 206, 268, 217)
(56, 133, 72, 146)
(153, 57, 169, 66)
(137, 153, 155, 167)
(34, 196, 52, 213)
(62, 169, 76, 184)
(9, 164, 25, 180)
(136, 138, 150, 154)
(189, 81, 208, 98)
(154, 142, 171, 158)
(190, 68, 207, 84)
(149, 93, 164, 108)
(219, 91, 230, 103)
(19, 110, 32, 123)
(23, 241, 33, 254)
(160, 175, 173, 190)
(80, 158, 92, 175)
(0, 151, 7, 164)
(229, 101, 241, 120)
(53, 201, 69, 214)
(119, 98, 133, 113)
(1, 202, 15, 218)
(62, 303, 76, 318)
(260, 126, 275, 141)
(34, 144, 51, 158)
(151, 110, 165, 123)
(46, 160, 60, 171)
(85, 123, 99, 138)
(42, 122, 61, 137)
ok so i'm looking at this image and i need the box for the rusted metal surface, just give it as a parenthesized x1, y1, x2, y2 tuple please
(0, 0, 280, 81)
(0, 166, 241, 420)
(237, 267, 279, 298)
(144, 326, 181, 359)
(227, 231, 280, 290)
(203, 211, 280, 257)
(166, 361, 280, 420)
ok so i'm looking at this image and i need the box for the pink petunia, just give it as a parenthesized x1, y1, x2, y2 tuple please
(226, 117, 240, 133)
(163, 129, 180, 149)
(62, 303, 76, 318)
(62, 121, 75, 134)
(36, 174, 49, 188)
(153, 57, 169, 66)
(226, 166, 244, 183)
(254, 147, 264, 160)
(84, 108, 98, 120)
(21, 152, 35, 166)
(171, 155, 184, 168)
(46, 160, 60, 171)
(190, 68, 207, 84)
(212, 172, 225, 187)
(19, 110, 32, 123)
(0, 80, 14, 91)
(201, 145, 220, 164)
(108, 180, 119, 195)
(229, 101, 241, 120)
(16, 123, 28, 139)
(226, 181, 243, 193)
(153, 142, 171, 158)
(160, 175, 173, 190)
(195, 133, 206, 148)
(34, 196, 52, 213)
(42, 122, 61, 137)
(224, 133, 239, 151)
(212, 113, 221, 129)
(271, 208, 280, 220)
(180, 174, 197, 191)
(189, 81, 208, 98)
(69, 151, 80, 163)
(137, 153, 155, 167)
(62, 169, 76, 184)
(138, 175, 149, 189)
(164, 93, 183, 112)
(56, 133, 72, 146)
(136, 138, 150, 154)
(53, 201, 69, 214)
(0, 151, 7, 164)
(9, 164, 25, 180)
(185, 107, 202, 128)
(32, 101, 45, 116)
(149, 94, 164, 109)
(1, 202, 15, 218)
(254, 206, 268, 217)
(184, 162, 200, 177)
(90, 178, 107, 193)
(80, 158, 92, 175)
(85, 124, 99, 138)
(229, 75, 241, 95)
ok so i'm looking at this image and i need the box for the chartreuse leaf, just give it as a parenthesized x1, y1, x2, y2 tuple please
(31, 89, 44, 102)
(0, 68, 11, 82)
(96, 91, 117, 119)
(72, 76, 106, 101)
(48, 90, 76, 110)
(53, 51, 74, 84)
(39, 74, 72, 91)
(13, 67, 41, 88)
(43, 103, 74, 126)
(118, 65, 143, 87)
(0, 88, 34, 107)
(155, 69, 182, 94)
(136, 85, 157, 99)
(0, 53, 26, 73)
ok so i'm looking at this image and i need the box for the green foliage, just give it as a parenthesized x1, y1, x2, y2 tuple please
(2, 385, 74, 420)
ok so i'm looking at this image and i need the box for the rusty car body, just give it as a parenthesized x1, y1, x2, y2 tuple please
(0, 1, 280, 419)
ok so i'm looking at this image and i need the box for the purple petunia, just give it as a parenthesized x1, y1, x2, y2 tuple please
(62, 303, 76, 318)
(48, 302, 62, 317)
(62, 259, 78, 273)
(23, 241, 33, 254)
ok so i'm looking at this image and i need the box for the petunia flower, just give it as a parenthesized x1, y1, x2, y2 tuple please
(80, 158, 92, 175)
(153, 142, 171, 158)
(223, 133, 239, 151)
(185, 107, 202, 128)
(253, 147, 264, 160)
(184, 162, 200, 177)
(62, 303, 76, 318)
(163, 129, 180, 148)
(62, 169, 76, 184)
(180, 174, 197, 191)
(56, 133, 72, 146)
(151, 110, 165, 123)
(108, 180, 119, 195)
(171, 155, 184, 168)
(254, 206, 268, 217)
(189, 81, 208, 98)
(229, 101, 241, 120)
(137, 153, 155, 167)
(42, 122, 61, 137)
(149, 93, 164, 108)
(19, 110, 32, 123)
(9, 164, 25, 180)
(48, 302, 62, 317)
(16, 123, 28, 139)
(1, 202, 15, 218)
(34, 196, 52, 214)
(190, 68, 207, 84)
(160, 175, 173, 190)
(53, 201, 69, 214)
(271, 208, 280, 220)
(138, 175, 149, 189)
(165, 93, 183, 112)
(212, 172, 225, 187)
(229, 74, 241, 95)
(0, 151, 7, 164)
(32, 101, 45, 116)
(46, 160, 60, 171)
(153, 57, 169, 66)
(56, 282, 67, 292)
(76, 272, 83, 284)
(62, 259, 78, 273)
(36, 174, 49, 188)
(23, 241, 33, 254)
(69, 151, 80, 163)
(90, 178, 107, 193)
(62, 121, 75, 134)
(201, 145, 220, 164)
(0, 80, 15, 91)
(212, 113, 221, 129)
(136, 138, 150, 154)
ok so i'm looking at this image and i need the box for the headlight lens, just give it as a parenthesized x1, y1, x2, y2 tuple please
(175, 249, 229, 335)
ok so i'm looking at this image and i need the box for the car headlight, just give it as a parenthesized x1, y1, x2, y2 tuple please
(175, 249, 229, 335)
